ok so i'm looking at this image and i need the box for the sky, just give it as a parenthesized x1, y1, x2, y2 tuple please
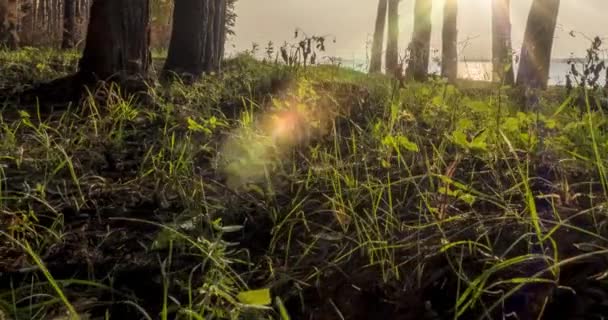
(230, 0, 608, 61)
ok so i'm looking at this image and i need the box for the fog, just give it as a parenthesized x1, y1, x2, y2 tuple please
(231, 0, 608, 60)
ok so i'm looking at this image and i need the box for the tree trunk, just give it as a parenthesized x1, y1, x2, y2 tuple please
(384, 0, 399, 76)
(0, 0, 20, 49)
(62, 0, 76, 48)
(217, 0, 227, 60)
(406, 0, 432, 82)
(78, 0, 151, 83)
(516, 0, 560, 89)
(369, 0, 388, 74)
(441, 0, 458, 83)
(163, 0, 208, 79)
(163, 0, 226, 81)
(492, 0, 514, 85)
(205, 0, 217, 72)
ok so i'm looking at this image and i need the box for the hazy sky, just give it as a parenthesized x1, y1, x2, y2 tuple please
(231, 0, 608, 61)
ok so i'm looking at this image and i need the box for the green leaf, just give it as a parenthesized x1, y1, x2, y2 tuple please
(18, 110, 30, 118)
(381, 159, 391, 168)
(468, 100, 489, 112)
(451, 131, 469, 148)
(502, 117, 520, 132)
(187, 117, 212, 134)
(237, 288, 272, 306)
(382, 135, 419, 152)
(396, 135, 419, 152)
(457, 118, 474, 131)
(469, 131, 489, 151)
(275, 297, 291, 320)
(381, 135, 395, 148)
(431, 95, 443, 106)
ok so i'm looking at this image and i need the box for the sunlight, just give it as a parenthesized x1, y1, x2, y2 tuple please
(218, 86, 324, 189)
(3, 1, 607, 319)
(265, 109, 307, 145)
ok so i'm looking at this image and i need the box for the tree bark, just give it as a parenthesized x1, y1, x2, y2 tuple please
(205, 0, 217, 72)
(163, 0, 227, 81)
(385, 0, 399, 76)
(62, 0, 76, 48)
(369, 0, 388, 74)
(406, 0, 432, 82)
(0, 0, 20, 49)
(163, 0, 207, 79)
(441, 0, 458, 83)
(516, 0, 560, 89)
(78, 0, 151, 83)
(217, 0, 227, 60)
(492, 0, 515, 85)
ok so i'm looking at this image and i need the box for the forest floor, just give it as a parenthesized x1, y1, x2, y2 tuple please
(1, 48, 608, 320)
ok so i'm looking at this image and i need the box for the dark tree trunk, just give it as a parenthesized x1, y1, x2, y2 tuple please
(163, 0, 227, 81)
(516, 0, 560, 89)
(0, 0, 20, 49)
(4, 0, 151, 104)
(441, 0, 458, 83)
(406, 0, 432, 82)
(217, 0, 227, 61)
(62, 0, 76, 48)
(369, 0, 388, 74)
(78, 0, 151, 83)
(163, 0, 208, 79)
(492, 0, 515, 85)
(385, 0, 399, 76)
(205, 0, 217, 72)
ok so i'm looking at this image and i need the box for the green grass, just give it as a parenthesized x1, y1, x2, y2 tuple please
(0, 47, 608, 319)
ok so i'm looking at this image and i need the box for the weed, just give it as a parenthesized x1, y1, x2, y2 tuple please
(0, 49, 607, 320)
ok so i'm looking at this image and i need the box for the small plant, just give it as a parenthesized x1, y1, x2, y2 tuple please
(566, 36, 606, 91)
(264, 41, 275, 63)
(279, 28, 335, 68)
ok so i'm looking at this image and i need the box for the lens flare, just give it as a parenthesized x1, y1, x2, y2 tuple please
(218, 100, 318, 189)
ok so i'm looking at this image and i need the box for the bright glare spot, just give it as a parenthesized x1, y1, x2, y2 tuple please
(217, 86, 331, 189)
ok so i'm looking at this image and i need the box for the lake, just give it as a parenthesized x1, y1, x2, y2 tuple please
(340, 59, 599, 86)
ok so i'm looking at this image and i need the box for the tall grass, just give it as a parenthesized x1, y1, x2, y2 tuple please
(1, 48, 607, 319)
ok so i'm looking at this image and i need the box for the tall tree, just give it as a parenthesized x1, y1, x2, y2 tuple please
(517, 0, 560, 89)
(492, 0, 515, 85)
(406, 0, 432, 82)
(441, 0, 458, 83)
(163, 0, 228, 81)
(385, 0, 399, 76)
(0, 0, 19, 49)
(217, 0, 228, 62)
(78, 0, 150, 84)
(369, 0, 388, 74)
(62, 0, 76, 48)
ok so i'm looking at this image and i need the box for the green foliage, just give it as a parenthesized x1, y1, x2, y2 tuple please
(1, 49, 608, 320)
(278, 29, 336, 68)
(236, 288, 272, 306)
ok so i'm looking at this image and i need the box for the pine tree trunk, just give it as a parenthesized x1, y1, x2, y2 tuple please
(369, 0, 388, 74)
(62, 0, 76, 48)
(205, 0, 217, 72)
(406, 0, 432, 82)
(163, 0, 226, 81)
(218, 0, 228, 60)
(163, 0, 207, 79)
(516, 0, 560, 89)
(0, 0, 20, 49)
(385, 0, 399, 76)
(216, 0, 227, 66)
(78, 0, 151, 83)
(492, 0, 514, 85)
(441, 0, 458, 83)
